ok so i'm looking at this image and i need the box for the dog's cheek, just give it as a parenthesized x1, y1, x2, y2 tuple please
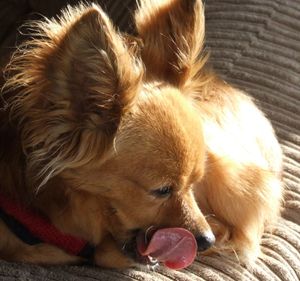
(109, 196, 162, 235)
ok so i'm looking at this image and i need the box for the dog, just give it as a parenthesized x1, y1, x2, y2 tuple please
(0, 0, 283, 269)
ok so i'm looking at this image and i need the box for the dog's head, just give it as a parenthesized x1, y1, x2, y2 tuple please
(5, 0, 214, 260)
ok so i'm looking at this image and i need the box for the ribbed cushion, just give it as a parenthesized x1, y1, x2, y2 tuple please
(0, 0, 299, 280)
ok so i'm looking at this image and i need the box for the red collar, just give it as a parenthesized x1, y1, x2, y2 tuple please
(0, 192, 94, 260)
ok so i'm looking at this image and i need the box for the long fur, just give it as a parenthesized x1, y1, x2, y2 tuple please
(4, 4, 144, 189)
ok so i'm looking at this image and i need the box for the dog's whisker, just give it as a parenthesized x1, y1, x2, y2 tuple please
(204, 214, 216, 218)
(122, 242, 127, 251)
(232, 248, 241, 265)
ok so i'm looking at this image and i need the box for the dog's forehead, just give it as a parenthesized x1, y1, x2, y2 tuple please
(116, 85, 205, 180)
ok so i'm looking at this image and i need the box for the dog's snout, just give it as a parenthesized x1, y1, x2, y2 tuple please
(196, 231, 215, 252)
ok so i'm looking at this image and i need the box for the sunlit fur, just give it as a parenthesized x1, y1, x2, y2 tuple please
(0, 0, 283, 268)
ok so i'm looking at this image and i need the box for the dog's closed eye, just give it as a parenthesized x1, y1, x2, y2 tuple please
(151, 185, 173, 198)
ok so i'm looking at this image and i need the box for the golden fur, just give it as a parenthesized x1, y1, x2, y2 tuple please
(0, 0, 283, 268)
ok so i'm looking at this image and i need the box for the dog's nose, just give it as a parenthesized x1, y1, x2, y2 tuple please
(195, 231, 215, 251)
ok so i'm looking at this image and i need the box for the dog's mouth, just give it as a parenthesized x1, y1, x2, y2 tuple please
(123, 227, 197, 270)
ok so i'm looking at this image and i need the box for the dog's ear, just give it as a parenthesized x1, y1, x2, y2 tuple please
(135, 0, 206, 87)
(5, 4, 143, 188)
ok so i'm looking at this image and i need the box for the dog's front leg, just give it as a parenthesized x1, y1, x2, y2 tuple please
(94, 235, 135, 269)
(197, 156, 282, 263)
(0, 221, 81, 264)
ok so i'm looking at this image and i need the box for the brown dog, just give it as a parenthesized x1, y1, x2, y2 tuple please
(0, 0, 283, 269)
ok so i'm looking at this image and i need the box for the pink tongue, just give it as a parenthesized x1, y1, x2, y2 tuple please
(137, 228, 197, 270)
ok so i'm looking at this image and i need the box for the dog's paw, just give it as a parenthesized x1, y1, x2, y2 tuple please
(213, 232, 262, 268)
(94, 247, 137, 269)
(94, 236, 139, 269)
(206, 218, 262, 267)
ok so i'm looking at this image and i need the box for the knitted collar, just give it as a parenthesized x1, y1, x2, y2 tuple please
(0, 192, 94, 260)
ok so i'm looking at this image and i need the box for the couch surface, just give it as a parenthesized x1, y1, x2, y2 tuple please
(0, 0, 299, 280)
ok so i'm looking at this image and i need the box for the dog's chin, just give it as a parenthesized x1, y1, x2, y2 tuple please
(122, 239, 159, 267)
(121, 228, 160, 267)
